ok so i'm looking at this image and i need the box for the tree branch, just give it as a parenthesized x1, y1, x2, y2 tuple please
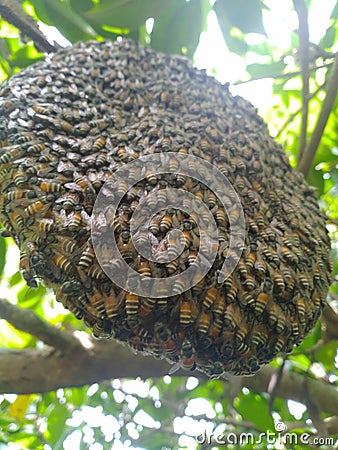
(0, 0, 59, 53)
(1, 302, 337, 417)
(0, 298, 81, 351)
(233, 62, 334, 85)
(242, 365, 338, 416)
(297, 51, 338, 176)
(274, 82, 326, 139)
(293, 0, 310, 164)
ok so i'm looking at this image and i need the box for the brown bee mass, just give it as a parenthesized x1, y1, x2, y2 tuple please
(0, 39, 332, 377)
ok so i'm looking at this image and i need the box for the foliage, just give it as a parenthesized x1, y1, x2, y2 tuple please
(0, 0, 337, 449)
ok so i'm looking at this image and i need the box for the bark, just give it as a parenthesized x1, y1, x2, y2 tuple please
(1, 299, 338, 416)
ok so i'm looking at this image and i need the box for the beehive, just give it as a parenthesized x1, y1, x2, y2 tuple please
(0, 39, 331, 377)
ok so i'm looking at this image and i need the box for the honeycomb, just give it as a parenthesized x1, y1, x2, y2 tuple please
(0, 39, 331, 377)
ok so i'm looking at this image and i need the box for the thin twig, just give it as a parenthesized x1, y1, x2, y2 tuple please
(233, 61, 334, 85)
(297, 51, 338, 176)
(293, 0, 310, 164)
(0, 298, 80, 351)
(0, 0, 59, 53)
(268, 358, 286, 413)
(274, 82, 326, 139)
(321, 300, 338, 340)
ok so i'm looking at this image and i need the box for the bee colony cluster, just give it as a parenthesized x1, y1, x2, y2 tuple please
(0, 39, 331, 377)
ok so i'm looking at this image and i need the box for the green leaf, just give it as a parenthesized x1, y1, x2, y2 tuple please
(200, 0, 212, 33)
(17, 284, 46, 308)
(306, 167, 325, 196)
(85, 0, 169, 30)
(315, 341, 337, 371)
(70, 0, 94, 14)
(45, 403, 70, 447)
(30, 0, 98, 42)
(214, 0, 266, 35)
(64, 387, 87, 407)
(0, 234, 6, 279)
(235, 391, 275, 431)
(289, 354, 312, 371)
(9, 43, 42, 69)
(246, 60, 286, 79)
(319, 24, 336, 49)
(214, 2, 248, 55)
(330, 1, 338, 19)
(151, 0, 202, 58)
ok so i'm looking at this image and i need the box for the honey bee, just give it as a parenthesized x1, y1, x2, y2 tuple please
(247, 217, 258, 233)
(159, 214, 173, 233)
(88, 289, 106, 316)
(119, 242, 134, 263)
(68, 212, 82, 231)
(56, 236, 77, 255)
(236, 259, 247, 278)
(225, 278, 238, 303)
(224, 304, 243, 330)
(105, 291, 125, 319)
(278, 245, 299, 264)
(0, 145, 23, 164)
(251, 324, 269, 348)
(92, 136, 106, 152)
(34, 219, 55, 233)
(11, 211, 24, 228)
(179, 300, 193, 326)
(155, 323, 177, 356)
(209, 316, 223, 338)
(24, 200, 47, 217)
(187, 251, 197, 266)
(140, 297, 156, 317)
(87, 263, 106, 279)
(78, 245, 95, 269)
(254, 292, 269, 315)
(215, 208, 227, 227)
(181, 338, 196, 371)
(53, 253, 72, 272)
(297, 271, 311, 290)
(266, 302, 287, 333)
(296, 297, 306, 324)
(91, 118, 110, 131)
(12, 170, 27, 187)
(144, 167, 157, 185)
(245, 252, 256, 270)
(40, 181, 63, 193)
(197, 312, 211, 334)
(60, 279, 82, 295)
(234, 321, 250, 353)
(274, 335, 287, 353)
(212, 294, 225, 316)
(172, 278, 186, 295)
(126, 293, 139, 316)
(27, 143, 47, 154)
(161, 134, 171, 150)
(92, 319, 111, 339)
(138, 260, 151, 277)
(203, 286, 218, 309)
(165, 259, 178, 274)
(160, 91, 169, 103)
(179, 230, 191, 249)
(269, 269, 282, 289)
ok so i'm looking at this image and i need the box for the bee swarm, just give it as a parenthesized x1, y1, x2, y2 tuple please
(0, 39, 331, 377)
